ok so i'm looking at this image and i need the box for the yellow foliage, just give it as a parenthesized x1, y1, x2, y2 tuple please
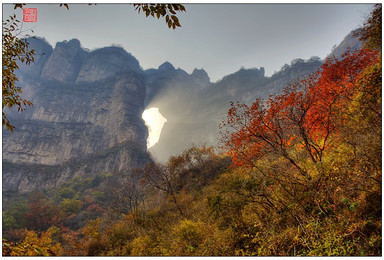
(81, 218, 103, 238)
(3, 228, 63, 256)
(130, 235, 152, 256)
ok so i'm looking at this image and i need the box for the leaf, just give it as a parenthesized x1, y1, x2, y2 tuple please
(14, 4, 25, 10)
(60, 3, 69, 10)
(34, 247, 43, 255)
(171, 15, 178, 21)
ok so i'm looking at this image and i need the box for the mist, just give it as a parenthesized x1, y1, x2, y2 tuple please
(142, 53, 334, 162)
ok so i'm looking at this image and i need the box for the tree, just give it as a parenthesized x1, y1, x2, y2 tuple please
(219, 47, 379, 254)
(2, 3, 186, 132)
(3, 228, 63, 256)
(2, 14, 35, 132)
(133, 4, 186, 29)
(109, 170, 145, 215)
(57, 3, 186, 30)
(220, 48, 378, 172)
(24, 192, 63, 231)
(140, 162, 185, 216)
(138, 146, 229, 217)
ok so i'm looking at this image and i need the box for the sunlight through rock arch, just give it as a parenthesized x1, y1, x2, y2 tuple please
(142, 107, 167, 148)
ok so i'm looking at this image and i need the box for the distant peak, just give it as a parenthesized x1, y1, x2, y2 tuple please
(92, 46, 129, 55)
(192, 68, 210, 83)
(68, 38, 81, 45)
(25, 36, 51, 46)
(158, 62, 175, 71)
(192, 68, 207, 74)
(55, 38, 82, 50)
(237, 67, 265, 77)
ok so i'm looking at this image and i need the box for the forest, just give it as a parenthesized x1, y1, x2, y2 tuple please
(2, 4, 382, 256)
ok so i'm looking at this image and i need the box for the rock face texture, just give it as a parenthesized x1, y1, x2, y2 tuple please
(41, 39, 88, 82)
(76, 47, 141, 84)
(3, 38, 149, 192)
(17, 37, 53, 77)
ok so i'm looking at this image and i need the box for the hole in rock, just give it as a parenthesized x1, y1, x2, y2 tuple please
(142, 107, 167, 149)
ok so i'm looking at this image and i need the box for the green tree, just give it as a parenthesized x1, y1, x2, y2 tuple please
(59, 198, 84, 215)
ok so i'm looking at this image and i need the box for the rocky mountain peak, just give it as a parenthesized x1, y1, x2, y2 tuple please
(17, 37, 53, 77)
(158, 61, 175, 71)
(3, 38, 149, 192)
(58, 38, 81, 48)
(41, 38, 88, 82)
(76, 46, 141, 84)
(192, 68, 210, 83)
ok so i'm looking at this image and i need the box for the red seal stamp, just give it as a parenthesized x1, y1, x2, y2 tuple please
(23, 8, 37, 22)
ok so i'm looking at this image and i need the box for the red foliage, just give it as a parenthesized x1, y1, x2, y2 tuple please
(306, 49, 378, 140)
(24, 193, 64, 231)
(86, 203, 105, 215)
(220, 49, 378, 168)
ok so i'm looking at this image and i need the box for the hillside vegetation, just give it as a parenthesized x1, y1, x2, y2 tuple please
(2, 4, 381, 256)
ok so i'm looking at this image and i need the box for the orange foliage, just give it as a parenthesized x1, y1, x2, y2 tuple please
(220, 49, 378, 168)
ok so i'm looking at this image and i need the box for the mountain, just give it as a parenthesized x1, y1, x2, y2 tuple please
(3, 38, 150, 192)
(2, 31, 361, 191)
(329, 30, 362, 58)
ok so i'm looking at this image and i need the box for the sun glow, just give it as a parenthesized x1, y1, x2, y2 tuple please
(142, 107, 167, 149)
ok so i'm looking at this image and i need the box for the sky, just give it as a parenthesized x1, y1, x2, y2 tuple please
(2, 2, 374, 82)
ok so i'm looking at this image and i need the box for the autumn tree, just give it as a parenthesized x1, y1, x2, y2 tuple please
(138, 146, 230, 217)
(220, 47, 378, 176)
(3, 228, 63, 256)
(133, 4, 185, 29)
(219, 43, 380, 255)
(109, 170, 145, 215)
(24, 192, 64, 231)
(2, 13, 35, 132)
(140, 161, 185, 216)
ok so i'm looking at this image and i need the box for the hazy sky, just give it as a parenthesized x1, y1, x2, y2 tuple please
(3, 2, 373, 82)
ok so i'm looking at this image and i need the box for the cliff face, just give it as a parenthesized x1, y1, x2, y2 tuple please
(76, 47, 141, 84)
(3, 38, 149, 192)
(41, 39, 88, 82)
